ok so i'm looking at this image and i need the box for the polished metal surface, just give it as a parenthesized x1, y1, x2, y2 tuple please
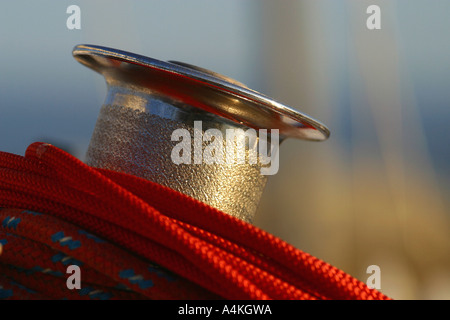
(73, 44, 330, 140)
(73, 44, 330, 222)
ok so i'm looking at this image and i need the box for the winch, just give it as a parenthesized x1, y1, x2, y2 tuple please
(73, 44, 330, 222)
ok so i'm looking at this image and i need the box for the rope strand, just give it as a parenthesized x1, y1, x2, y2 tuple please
(0, 143, 390, 300)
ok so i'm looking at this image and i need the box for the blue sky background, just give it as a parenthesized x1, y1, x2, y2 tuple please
(0, 1, 261, 156)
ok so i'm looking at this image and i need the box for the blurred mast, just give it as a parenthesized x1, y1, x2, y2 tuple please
(257, 0, 450, 299)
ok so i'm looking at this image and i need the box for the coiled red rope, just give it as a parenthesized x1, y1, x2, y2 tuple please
(0, 142, 390, 300)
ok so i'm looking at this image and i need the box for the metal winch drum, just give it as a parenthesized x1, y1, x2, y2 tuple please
(73, 44, 330, 223)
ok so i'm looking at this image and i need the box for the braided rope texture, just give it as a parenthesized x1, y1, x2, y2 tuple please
(0, 142, 391, 300)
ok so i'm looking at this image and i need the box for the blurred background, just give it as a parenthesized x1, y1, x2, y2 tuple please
(1, 0, 449, 299)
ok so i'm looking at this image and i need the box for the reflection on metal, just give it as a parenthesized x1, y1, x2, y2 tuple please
(73, 44, 329, 222)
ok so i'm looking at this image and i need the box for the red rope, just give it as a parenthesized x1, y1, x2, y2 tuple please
(0, 142, 391, 300)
